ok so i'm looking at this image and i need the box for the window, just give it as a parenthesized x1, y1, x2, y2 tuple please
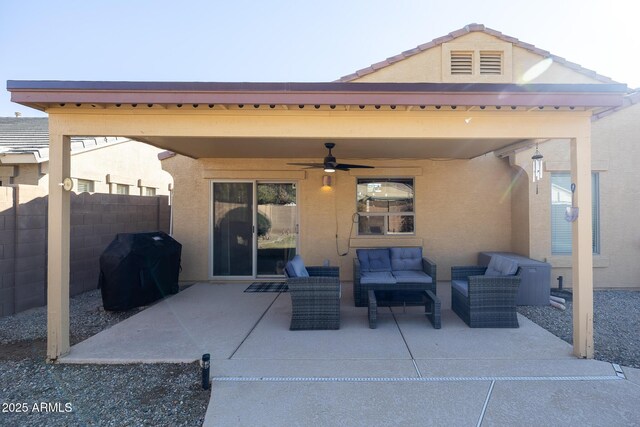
(356, 178, 414, 236)
(115, 184, 129, 195)
(551, 173, 600, 254)
(145, 187, 156, 196)
(76, 179, 94, 193)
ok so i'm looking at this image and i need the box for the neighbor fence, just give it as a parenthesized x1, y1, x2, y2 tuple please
(0, 185, 170, 317)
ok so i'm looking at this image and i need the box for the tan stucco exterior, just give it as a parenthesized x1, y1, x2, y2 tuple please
(163, 155, 515, 281)
(352, 32, 603, 84)
(2, 139, 172, 195)
(511, 101, 640, 289)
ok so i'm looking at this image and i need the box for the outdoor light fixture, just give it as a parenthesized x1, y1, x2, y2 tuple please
(322, 175, 332, 187)
(531, 144, 544, 194)
(565, 183, 579, 222)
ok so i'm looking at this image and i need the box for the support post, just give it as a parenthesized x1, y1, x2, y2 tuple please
(570, 135, 594, 358)
(47, 132, 71, 361)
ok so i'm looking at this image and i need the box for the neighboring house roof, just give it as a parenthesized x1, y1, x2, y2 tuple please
(0, 117, 129, 163)
(337, 23, 619, 84)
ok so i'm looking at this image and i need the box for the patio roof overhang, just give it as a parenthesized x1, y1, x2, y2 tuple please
(7, 81, 628, 160)
(6, 79, 628, 362)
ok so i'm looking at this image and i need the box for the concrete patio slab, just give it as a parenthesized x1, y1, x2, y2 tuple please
(483, 379, 640, 426)
(231, 292, 411, 360)
(62, 284, 277, 363)
(392, 307, 574, 360)
(204, 380, 491, 427)
(623, 366, 640, 386)
(57, 281, 640, 426)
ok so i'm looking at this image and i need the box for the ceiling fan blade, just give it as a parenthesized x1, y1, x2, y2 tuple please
(336, 163, 375, 169)
(287, 163, 325, 168)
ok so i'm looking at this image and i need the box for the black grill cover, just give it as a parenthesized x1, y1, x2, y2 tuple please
(99, 232, 182, 311)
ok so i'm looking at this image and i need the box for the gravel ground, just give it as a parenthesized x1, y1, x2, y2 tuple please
(2, 288, 638, 425)
(0, 290, 210, 427)
(518, 289, 640, 369)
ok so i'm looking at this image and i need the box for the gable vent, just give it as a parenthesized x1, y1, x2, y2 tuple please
(480, 51, 502, 75)
(450, 51, 473, 75)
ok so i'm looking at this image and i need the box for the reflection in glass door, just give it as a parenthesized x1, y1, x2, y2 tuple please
(212, 182, 253, 277)
(257, 183, 297, 276)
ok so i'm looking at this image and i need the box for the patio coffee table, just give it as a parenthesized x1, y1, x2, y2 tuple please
(368, 289, 441, 329)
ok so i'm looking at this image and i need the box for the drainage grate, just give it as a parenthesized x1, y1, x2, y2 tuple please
(212, 375, 622, 383)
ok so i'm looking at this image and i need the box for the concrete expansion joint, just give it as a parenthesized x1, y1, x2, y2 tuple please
(476, 380, 495, 427)
(211, 375, 624, 383)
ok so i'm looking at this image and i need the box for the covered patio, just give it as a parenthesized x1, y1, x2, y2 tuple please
(7, 80, 627, 363)
(59, 283, 639, 426)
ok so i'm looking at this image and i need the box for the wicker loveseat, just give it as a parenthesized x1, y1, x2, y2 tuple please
(353, 247, 437, 307)
(285, 255, 341, 330)
(450, 255, 522, 328)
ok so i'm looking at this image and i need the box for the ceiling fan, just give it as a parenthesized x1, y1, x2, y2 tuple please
(288, 143, 374, 172)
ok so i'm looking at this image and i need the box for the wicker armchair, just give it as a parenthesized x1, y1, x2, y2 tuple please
(286, 266, 341, 330)
(451, 266, 521, 328)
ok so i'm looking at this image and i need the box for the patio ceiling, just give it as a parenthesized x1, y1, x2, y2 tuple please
(132, 136, 522, 160)
(7, 80, 627, 160)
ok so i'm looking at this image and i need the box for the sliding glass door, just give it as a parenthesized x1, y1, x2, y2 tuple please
(256, 183, 297, 276)
(211, 181, 297, 278)
(212, 182, 254, 277)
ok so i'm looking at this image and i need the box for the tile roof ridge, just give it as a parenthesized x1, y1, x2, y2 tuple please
(337, 23, 618, 85)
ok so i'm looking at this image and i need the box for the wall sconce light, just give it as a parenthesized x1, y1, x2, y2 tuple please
(322, 175, 332, 188)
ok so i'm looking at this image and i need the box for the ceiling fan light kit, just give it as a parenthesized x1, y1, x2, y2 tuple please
(288, 142, 374, 172)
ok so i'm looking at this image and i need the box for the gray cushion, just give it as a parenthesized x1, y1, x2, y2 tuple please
(284, 262, 296, 278)
(390, 247, 423, 271)
(357, 249, 391, 272)
(392, 270, 433, 284)
(451, 279, 469, 297)
(360, 271, 397, 285)
(289, 255, 309, 277)
(485, 255, 518, 276)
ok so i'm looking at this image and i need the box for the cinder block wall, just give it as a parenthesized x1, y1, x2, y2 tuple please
(0, 187, 16, 317)
(0, 185, 171, 317)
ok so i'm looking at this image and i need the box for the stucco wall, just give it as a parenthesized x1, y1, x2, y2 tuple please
(510, 102, 640, 289)
(163, 154, 515, 282)
(5, 140, 172, 195)
(11, 164, 41, 186)
(353, 31, 603, 84)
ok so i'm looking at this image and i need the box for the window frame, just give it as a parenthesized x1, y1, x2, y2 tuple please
(356, 177, 415, 237)
(550, 172, 600, 255)
(115, 183, 129, 195)
(76, 178, 94, 193)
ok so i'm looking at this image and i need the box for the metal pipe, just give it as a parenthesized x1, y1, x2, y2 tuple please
(557, 276, 563, 290)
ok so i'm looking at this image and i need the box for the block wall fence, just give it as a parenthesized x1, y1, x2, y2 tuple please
(0, 185, 170, 317)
